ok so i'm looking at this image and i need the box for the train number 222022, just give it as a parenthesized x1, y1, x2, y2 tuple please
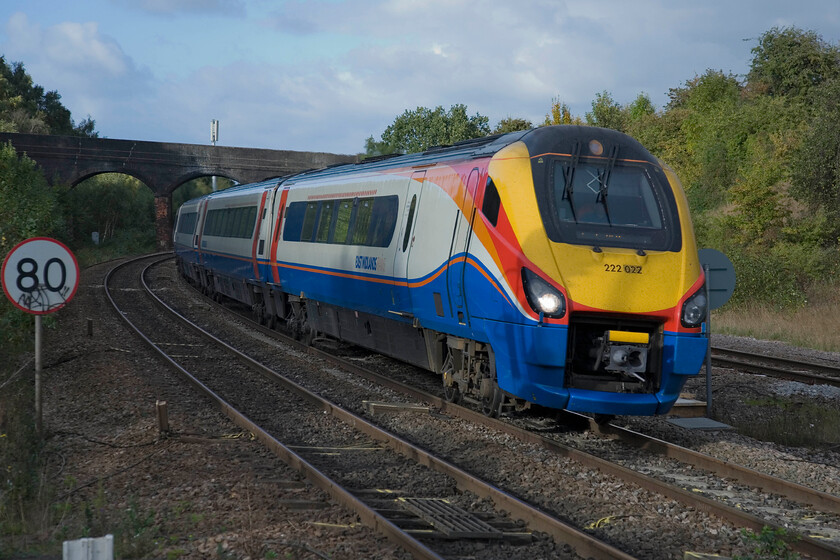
(604, 264, 643, 274)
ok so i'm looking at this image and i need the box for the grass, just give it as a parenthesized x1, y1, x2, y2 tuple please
(712, 281, 840, 352)
(736, 398, 840, 447)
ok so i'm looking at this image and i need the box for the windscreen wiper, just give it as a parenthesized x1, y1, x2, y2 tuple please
(595, 145, 618, 225)
(562, 141, 582, 222)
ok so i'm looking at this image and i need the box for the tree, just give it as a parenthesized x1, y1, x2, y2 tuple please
(585, 91, 628, 132)
(366, 104, 490, 156)
(747, 27, 840, 99)
(0, 142, 66, 348)
(791, 76, 840, 242)
(493, 117, 532, 134)
(0, 143, 63, 256)
(543, 97, 583, 125)
(0, 57, 97, 137)
(64, 174, 154, 246)
(627, 93, 656, 121)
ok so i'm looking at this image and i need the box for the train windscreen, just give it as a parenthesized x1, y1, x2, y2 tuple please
(543, 158, 681, 251)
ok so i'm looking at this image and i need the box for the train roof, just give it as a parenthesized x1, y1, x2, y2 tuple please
(283, 125, 656, 185)
(182, 126, 657, 204)
(282, 128, 532, 184)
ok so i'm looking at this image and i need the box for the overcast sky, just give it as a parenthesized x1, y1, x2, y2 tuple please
(2, 1, 839, 155)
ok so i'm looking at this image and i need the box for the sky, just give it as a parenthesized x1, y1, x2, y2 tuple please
(2, 1, 839, 155)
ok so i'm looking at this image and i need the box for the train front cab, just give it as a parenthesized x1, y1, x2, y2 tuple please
(481, 127, 708, 416)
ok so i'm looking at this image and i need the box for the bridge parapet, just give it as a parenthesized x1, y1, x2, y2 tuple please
(0, 132, 358, 249)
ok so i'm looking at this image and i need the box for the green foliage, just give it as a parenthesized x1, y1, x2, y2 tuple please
(64, 173, 155, 247)
(0, 143, 66, 349)
(492, 117, 532, 134)
(0, 56, 97, 137)
(748, 27, 840, 99)
(734, 526, 800, 560)
(790, 77, 840, 243)
(585, 90, 628, 132)
(0, 143, 64, 253)
(543, 97, 584, 125)
(0, 372, 42, 542)
(173, 177, 224, 213)
(366, 104, 490, 156)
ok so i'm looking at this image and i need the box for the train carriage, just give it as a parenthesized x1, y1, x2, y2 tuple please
(174, 125, 708, 418)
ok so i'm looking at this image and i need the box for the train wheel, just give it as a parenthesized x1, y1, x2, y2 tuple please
(255, 303, 267, 326)
(480, 381, 503, 417)
(441, 351, 461, 404)
(479, 347, 501, 417)
(593, 414, 615, 426)
(443, 383, 461, 404)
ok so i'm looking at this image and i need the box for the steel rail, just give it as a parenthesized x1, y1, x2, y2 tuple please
(159, 259, 840, 560)
(320, 347, 840, 560)
(104, 256, 444, 560)
(578, 414, 840, 514)
(712, 346, 840, 388)
(113, 255, 637, 560)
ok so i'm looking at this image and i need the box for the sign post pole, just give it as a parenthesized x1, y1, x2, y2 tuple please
(2, 237, 79, 438)
(697, 248, 737, 419)
(704, 264, 713, 418)
(35, 314, 43, 435)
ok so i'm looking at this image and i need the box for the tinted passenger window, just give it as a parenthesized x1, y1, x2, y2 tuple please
(301, 202, 318, 241)
(402, 195, 417, 252)
(316, 201, 334, 242)
(333, 199, 353, 243)
(482, 178, 501, 227)
(352, 198, 373, 245)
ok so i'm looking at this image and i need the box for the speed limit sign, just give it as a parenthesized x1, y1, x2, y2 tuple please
(2, 237, 79, 315)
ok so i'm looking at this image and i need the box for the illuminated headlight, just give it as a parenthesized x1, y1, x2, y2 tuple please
(681, 287, 708, 328)
(522, 268, 566, 318)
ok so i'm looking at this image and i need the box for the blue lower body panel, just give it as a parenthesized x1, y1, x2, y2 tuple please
(483, 318, 708, 416)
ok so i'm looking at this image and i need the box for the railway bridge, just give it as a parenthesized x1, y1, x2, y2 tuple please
(0, 133, 357, 249)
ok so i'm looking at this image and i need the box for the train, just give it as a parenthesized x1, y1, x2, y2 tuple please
(173, 125, 708, 419)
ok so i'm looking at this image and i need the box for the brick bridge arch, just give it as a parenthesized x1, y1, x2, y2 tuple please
(0, 133, 357, 249)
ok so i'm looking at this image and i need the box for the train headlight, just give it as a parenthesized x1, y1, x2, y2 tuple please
(522, 268, 566, 318)
(681, 287, 708, 328)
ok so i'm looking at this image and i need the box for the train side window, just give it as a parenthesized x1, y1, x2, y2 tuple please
(282, 202, 306, 242)
(301, 202, 319, 242)
(332, 199, 353, 244)
(352, 198, 373, 245)
(316, 200, 334, 242)
(369, 195, 399, 247)
(242, 206, 258, 238)
(207, 210, 216, 236)
(177, 212, 197, 234)
(230, 208, 243, 237)
(402, 194, 417, 252)
(482, 178, 501, 227)
(220, 209, 233, 237)
(236, 207, 247, 237)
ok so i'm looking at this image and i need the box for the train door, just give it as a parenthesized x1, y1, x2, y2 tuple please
(251, 188, 271, 281)
(446, 168, 480, 326)
(391, 170, 425, 316)
(194, 198, 209, 264)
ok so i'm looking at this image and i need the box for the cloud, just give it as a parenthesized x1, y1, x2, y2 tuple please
(1, 12, 155, 128)
(3, 0, 839, 155)
(108, 0, 246, 16)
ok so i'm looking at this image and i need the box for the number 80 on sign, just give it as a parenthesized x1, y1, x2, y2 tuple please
(2, 237, 79, 315)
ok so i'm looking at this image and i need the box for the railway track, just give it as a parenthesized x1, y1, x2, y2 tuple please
(711, 345, 840, 387)
(106, 254, 634, 560)
(144, 256, 840, 559)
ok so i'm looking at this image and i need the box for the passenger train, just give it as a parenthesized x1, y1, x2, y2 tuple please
(173, 125, 708, 418)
